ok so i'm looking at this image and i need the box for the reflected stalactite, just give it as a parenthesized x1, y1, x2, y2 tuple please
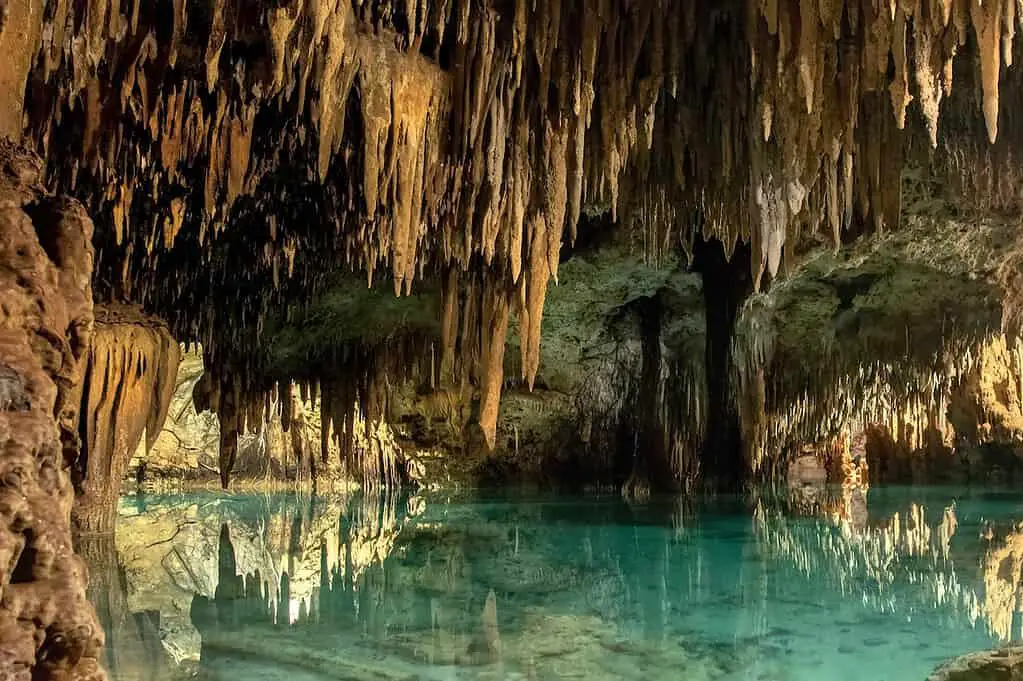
(755, 493, 984, 635)
(981, 528, 1023, 642)
(104, 489, 1023, 679)
(76, 534, 172, 681)
(186, 490, 410, 636)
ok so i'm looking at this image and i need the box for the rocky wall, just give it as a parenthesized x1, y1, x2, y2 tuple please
(0, 141, 103, 679)
(735, 210, 1023, 483)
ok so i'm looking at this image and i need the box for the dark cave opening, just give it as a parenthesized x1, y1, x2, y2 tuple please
(691, 235, 754, 492)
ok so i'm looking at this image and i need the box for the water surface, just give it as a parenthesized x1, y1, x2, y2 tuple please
(88, 486, 1023, 680)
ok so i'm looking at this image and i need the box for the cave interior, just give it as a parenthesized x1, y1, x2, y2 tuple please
(4, 0, 1023, 679)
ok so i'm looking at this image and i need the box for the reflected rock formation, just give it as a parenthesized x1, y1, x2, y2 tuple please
(110, 491, 414, 668)
(180, 495, 718, 680)
(761, 486, 1023, 653)
(75, 534, 174, 681)
(80, 489, 1023, 681)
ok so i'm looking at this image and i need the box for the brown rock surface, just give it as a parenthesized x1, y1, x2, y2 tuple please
(0, 140, 103, 679)
(950, 335, 1023, 445)
(929, 647, 1023, 680)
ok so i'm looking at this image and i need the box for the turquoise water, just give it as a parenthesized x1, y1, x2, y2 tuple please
(89, 486, 1023, 680)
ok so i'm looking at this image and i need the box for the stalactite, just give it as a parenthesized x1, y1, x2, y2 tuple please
(5, 0, 1023, 484)
(72, 304, 181, 532)
(479, 279, 511, 450)
(733, 296, 999, 475)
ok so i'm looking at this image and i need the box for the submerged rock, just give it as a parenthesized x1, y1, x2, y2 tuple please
(929, 647, 1023, 680)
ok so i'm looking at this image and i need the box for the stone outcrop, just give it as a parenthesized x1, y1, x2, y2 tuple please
(929, 647, 1023, 680)
(0, 141, 102, 679)
(950, 335, 1023, 446)
(72, 304, 180, 533)
(129, 350, 219, 486)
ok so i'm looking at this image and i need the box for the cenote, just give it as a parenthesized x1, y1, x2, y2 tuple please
(11, 1, 1023, 680)
(87, 487, 1019, 681)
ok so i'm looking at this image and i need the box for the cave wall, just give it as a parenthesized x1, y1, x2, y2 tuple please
(4, 0, 1023, 495)
(121, 247, 707, 492)
(0, 141, 103, 679)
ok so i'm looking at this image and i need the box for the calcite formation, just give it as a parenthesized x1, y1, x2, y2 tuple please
(0, 141, 102, 680)
(72, 304, 180, 533)
(731, 213, 1009, 479)
(195, 332, 432, 486)
(0, 0, 1019, 481)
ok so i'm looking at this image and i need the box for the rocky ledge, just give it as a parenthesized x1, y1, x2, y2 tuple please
(930, 648, 1023, 680)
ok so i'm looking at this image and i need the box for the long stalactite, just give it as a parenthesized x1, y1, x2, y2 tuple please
(72, 304, 180, 533)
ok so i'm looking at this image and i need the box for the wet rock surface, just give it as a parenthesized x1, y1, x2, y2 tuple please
(929, 647, 1023, 680)
(0, 141, 102, 679)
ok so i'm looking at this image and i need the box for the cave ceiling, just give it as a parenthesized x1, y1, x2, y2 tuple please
(3, 0, 1023, 454)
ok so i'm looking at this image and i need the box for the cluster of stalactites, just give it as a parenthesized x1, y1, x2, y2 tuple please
(24, 0, 1018, 279)
(193, 334, 434, 487)
(75, 305, 181, 485)
(735, 328, 990, 473)
(13, 0, 1023, 453)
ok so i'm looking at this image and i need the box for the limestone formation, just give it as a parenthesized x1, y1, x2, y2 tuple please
(731, 211, 1014, 481)
(72, 305, 180, 533)
(929, 647, 1023, 680)
(0, 0, 1020, 484)
(0, 140, 102, 680)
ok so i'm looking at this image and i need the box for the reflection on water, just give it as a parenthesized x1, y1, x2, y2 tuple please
(89, 487, 1023, 680)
